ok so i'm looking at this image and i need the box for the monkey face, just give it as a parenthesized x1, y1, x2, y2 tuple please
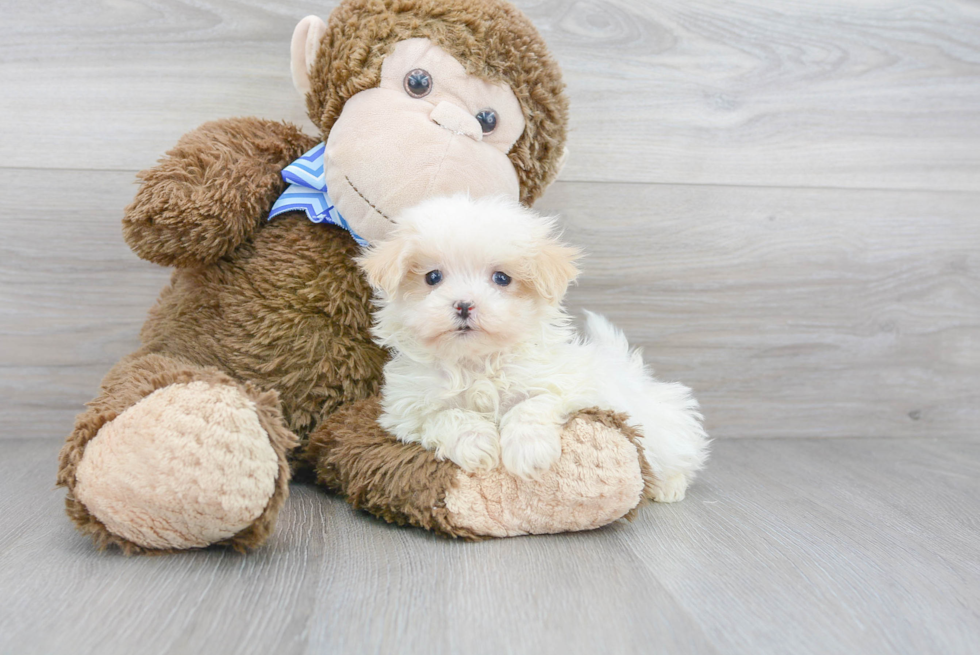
(322, 39, 526, 244)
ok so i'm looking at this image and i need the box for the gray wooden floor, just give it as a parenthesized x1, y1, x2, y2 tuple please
(2, 1, 980, 653)
(1, 437, 978, 655)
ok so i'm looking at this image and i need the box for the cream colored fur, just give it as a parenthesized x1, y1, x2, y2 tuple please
(73, 382, 280, 550)
(359, 195, 709, 496)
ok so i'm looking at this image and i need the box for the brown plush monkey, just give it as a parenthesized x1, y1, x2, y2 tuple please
(56, 0, 656, 553)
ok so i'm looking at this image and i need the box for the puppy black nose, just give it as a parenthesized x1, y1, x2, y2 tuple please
(454, 301, 474, 319)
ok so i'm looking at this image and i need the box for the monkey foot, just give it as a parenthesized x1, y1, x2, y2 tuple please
(73, 381, 286, 550)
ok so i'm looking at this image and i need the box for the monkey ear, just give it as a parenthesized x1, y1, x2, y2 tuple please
(556, 147, 570, 179)
(357, 239, 410, 298)
(530, 240, 582, 306)
(291, 16, 328, 96)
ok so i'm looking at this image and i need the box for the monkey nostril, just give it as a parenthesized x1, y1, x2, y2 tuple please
(454, 301, 474, 319)
(430, 101, 483, 141)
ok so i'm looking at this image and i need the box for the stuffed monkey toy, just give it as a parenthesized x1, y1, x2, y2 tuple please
(56, 0, 658, 553)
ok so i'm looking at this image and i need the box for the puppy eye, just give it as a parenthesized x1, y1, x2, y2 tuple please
(404, 69, 432, 98)
(491, 271, 511, 286)
(475, 109, 497, 134)
(425, 270, 443, 286)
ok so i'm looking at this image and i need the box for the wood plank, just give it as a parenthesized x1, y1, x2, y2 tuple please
(1, 437, 977, 654)
(1, 1, 979, 190)
(0, 169, 171, 440)
(4, 168, 976, 439)
(617, 436, 980, 655)
(537, 182, 980, 439)
(546, 0, 980, 190)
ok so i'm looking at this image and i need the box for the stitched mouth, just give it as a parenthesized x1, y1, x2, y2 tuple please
(344, 175, 393, 223)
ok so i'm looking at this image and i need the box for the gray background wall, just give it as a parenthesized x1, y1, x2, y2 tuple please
(2, 0, 978, 441)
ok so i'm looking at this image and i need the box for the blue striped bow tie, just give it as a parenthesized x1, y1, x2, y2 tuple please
(268, 143, 367, 246)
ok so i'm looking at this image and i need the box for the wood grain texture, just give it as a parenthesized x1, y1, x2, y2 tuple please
(2, 0, 978, 440)
(540, 0, 980, 190)
(538, 182, 980, 439)
(0, 169, 170, 440)
(1, 437, 978, 654)
(1, 1, 979, 190)
(3, 168, 977, 439)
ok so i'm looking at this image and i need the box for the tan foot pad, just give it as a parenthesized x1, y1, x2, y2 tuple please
(445, 414, 646, 537)
(74, 381, 280, 550)
(309, 399, 651, 540)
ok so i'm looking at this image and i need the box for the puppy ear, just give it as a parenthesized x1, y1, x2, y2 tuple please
(530, 240, 581, 305)
(357, 239, 408, 297)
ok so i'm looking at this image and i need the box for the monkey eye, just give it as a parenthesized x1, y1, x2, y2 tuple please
(491, 271, 511, 286)
(404, 69, 432, 98)
(425, 270, 443, 286)
(475, 109, 497, 134)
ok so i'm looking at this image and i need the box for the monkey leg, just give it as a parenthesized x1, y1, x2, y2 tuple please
(304, 397, 656, 538)
(57, 352, 298, 554)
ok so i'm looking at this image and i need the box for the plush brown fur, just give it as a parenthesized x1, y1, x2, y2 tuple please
(55, 0, 643, 554)
(137, 209, 388, 440)
(306, 396, 482, 539)
(59, 118, 388, 553)
(124, 118, 318, 267)
(307, 0, 568, 206)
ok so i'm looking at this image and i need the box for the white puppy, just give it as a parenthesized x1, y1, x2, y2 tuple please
(358, 195, 708, 501)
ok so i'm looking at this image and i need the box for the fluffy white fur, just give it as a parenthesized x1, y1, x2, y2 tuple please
(358, 195, 709, 501)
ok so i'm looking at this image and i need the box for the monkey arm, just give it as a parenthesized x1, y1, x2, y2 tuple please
(122, 117, 319, 267)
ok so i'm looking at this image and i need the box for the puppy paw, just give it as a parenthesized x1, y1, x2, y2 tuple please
(440, 427, 500, 473)
(500, 421, 562, 480)
(649, 472, 689, 503)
